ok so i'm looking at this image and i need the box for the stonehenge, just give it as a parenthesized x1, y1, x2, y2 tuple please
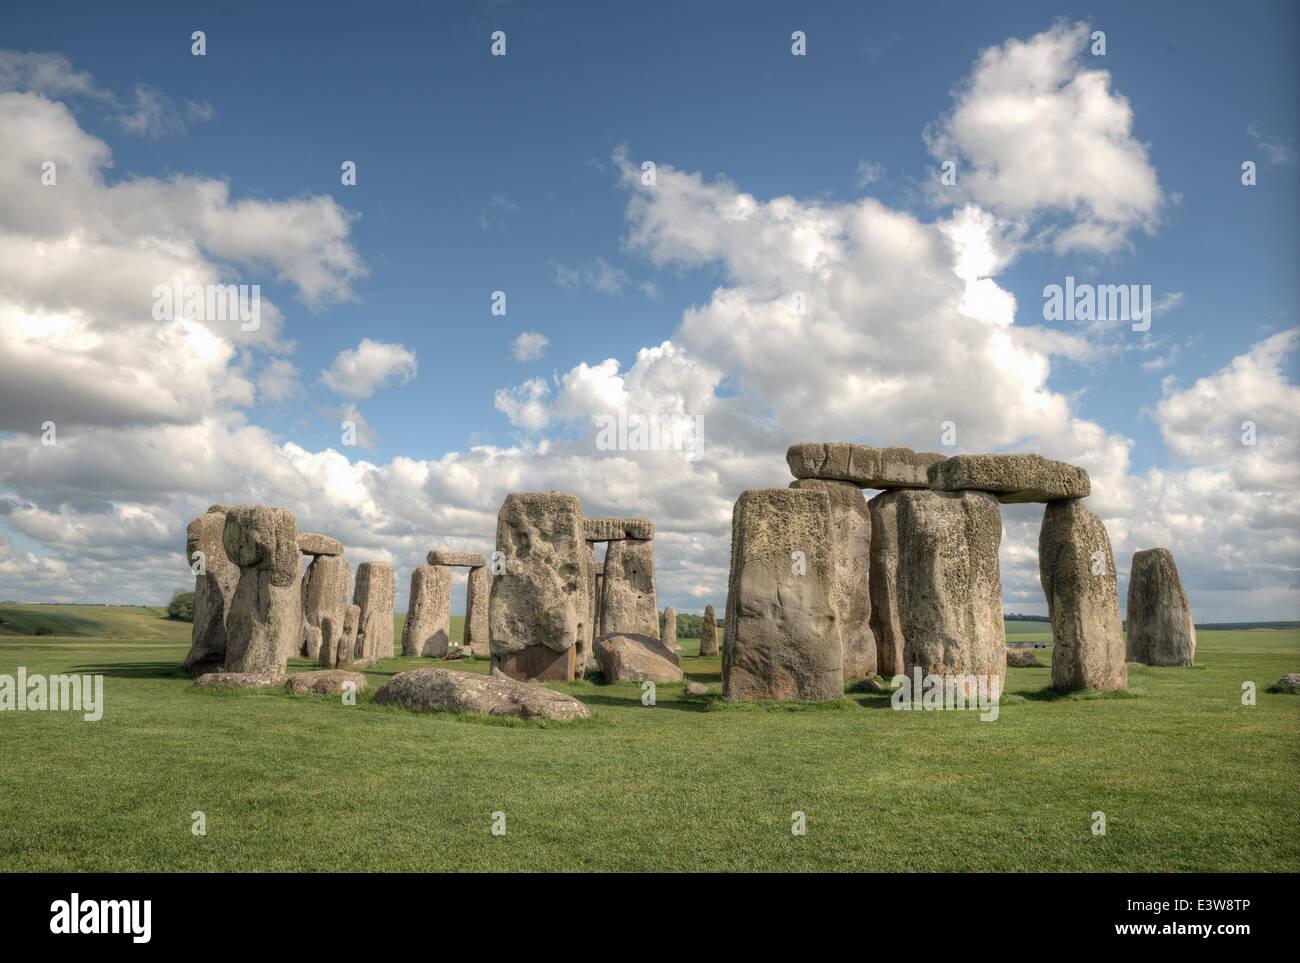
(221, 505, 302, 674)
(600, 537, 659, 637)
(182, 505, 240, 675)
(402, 564, 452, 657)
(866, 491, 905, 678)
(300, 554, 351, 661)
(352, 562, 395, 661)
(464, 564, 491, 656)
(699, 604, 719, 657)
(1127, 548, 1196, 666)
(659, 606, 677, 652)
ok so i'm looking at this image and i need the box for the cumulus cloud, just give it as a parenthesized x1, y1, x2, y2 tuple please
(553, 256, 629, 295)
(511, 331, 549, 362)
(320, 339, 417, 399)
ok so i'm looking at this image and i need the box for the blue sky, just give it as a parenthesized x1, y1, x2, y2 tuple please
(1, 0, 1297, 620)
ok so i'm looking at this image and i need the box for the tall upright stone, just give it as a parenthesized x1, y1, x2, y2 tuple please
(660, 606, 678, 652)
(402, 565, 451, 657)
(221, 505, 301, 674)
(699, 604, 719, 657)
(1039, 500, 1126, 692)
(600, 538, 659, 638)
(1127, 548, 1196, 666)
(301, 554, 352, 661)
(182, 505, 240, 674)
(895, 490, 1005, 695)
(353, 561, 395, 661)
(464, 565, 491, 656)
(867, 490, 906, 678)
(722, 488, 843, 702)
(488, 492, 592, 681)
(791, 478, 875, 679)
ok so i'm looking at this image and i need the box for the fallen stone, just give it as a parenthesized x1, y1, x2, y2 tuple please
(353, 561, 395, 660)
(895, 490, 1005, 694)
(464, 565, 491, 656)
(300, 554, 351, 661)
(1268, 673, 1300, 694)
(1006, 647, 1042, 667)
(402, 565, 451, 657)
(850, 678, 886, 692)
(786, 443, 945, 489)
(660, 606, 678, 652)
(684, 682, 710, 696)
(583, 517, 655, 541)
(1039, 499, 1126, 692)
(594, 632, 683, 683)
(426, 550, 488, 568)
(867, 490, 906, 679)
(722, 488, 843, 701)
(600, 538, 659, 638)
(182, 506, 240, 675)
(1126, 548, 1196, 666)
(488, 492, 592, 682)
(928, 453, 1090, 503)
(373, 667, 590, 720)
(285, 670, 367, 695)
(297, 532, 343, 556)
(442, 646, 470, 661)
(699, 604, 719, 657)
(791, 478, 875, 679)
(194, 671, 285, 689)
(221, 505, 302, 674)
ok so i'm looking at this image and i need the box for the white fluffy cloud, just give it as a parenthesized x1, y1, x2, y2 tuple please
(511, 331, 549, 362)
(320, 339, 418, 399)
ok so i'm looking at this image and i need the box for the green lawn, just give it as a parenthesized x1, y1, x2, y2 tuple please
(1, 628, 1296, 872)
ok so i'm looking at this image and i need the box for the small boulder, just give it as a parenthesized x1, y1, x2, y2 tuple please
(373, 667, 590, 720)
(285, 670, 367, 695)
(684, 682, 710, 696)
(1006, 647, 1042, 667)
(194, 671, 286, 689)
(1268, 673, 1300, 694)
(594, 632, 683, 683)
(851, 678, 887, 692)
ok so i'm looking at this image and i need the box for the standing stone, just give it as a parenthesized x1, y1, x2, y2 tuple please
(660, 606, 678, 652)
(699, 604, 719, 657)
(402, 565, 451, 657)
(895, 490, 1005, 695)
(593, 561, 604, 636)
(1039, 500, 1126, 692)
(722, 488, 843, 702)
(792, 478, 875, 678)
(182, 505, 240, 674)
(464, 565, 491, 656)
(600, 538, 659, 638)
(301, 554, 352, 661)
(867, 490, 906, 679)
(353, 562, 395, 660)
(222, 505, 301, 674)
(1127, 548, 1196, 666)
(338, 604, 359, 668)
(580, 542, 599, 675)
(488, 492, 592, 682)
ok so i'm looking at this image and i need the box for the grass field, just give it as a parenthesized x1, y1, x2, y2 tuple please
(1, 613, 1296, 872)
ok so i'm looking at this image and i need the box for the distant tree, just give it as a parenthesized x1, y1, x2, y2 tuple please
(168, 589, 195, 622)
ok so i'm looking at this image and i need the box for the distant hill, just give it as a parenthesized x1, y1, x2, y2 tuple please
(0, 604, 191, 641)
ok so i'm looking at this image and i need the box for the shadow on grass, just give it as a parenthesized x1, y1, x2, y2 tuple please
(1020, 686, 1144, 702)
(67, 660, 189, 680)
(573, 690, 709, 712)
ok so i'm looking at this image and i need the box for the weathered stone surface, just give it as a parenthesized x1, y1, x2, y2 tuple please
(1126, 548, 1196, 666)
(699, 604, 719, 657)
(374, 667, 590, 720)
(221, 506, 301, 674)
(488, 492, 591, 682)
(353, 562, 395, 660)
(1006, 647, 1042, 667)
(301, 554, 351, 660)
(867, 490, 906, 679)
(928, 453, 1090, 504)
(426, 550, 487, 568)
(600, 538, 659, 638)
(660, 606, 678, 652)
(684, 682, 710, 696)
(896, 490, 1005, 694)
(595, 632, 683, 683)
(786, 443, 945, 489)
(337, 605, 360, 668)
(285, 669, 367, 695)
(402, 565, 451, 657)
(580, 542, 599, 676)
(1040, 499, 1126, 692)
(791, 478, 875, 678)
(298, 532, 343, 556)
(583, 517, 655, 541)
(194, 671, 285, 689)
(442, 646, 470, 661)
(850, 677, 887, 692)
(722, 488, 843, 702)
(182, 507, 240, 675)
(1268, 673, 1300, 694)
(464, 565, 491, 656)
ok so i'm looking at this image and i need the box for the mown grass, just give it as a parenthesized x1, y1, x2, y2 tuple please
(0, 604, 190, 641)
(0, 629, 1296, 872)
